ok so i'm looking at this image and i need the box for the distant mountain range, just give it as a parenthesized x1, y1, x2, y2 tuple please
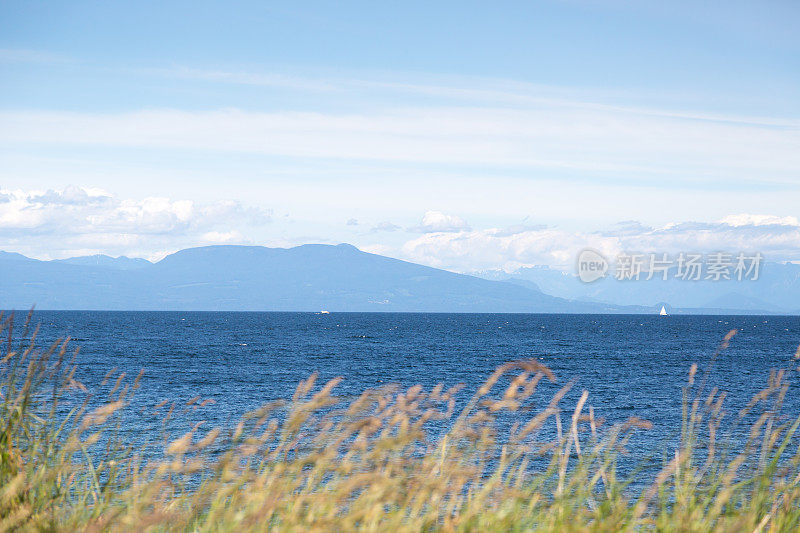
(1, 245, 796, 314)
(474, 262, 800, 315)
(0, 245, 619, 312)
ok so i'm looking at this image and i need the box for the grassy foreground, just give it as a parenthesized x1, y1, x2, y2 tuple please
(2, 313, 800, 532)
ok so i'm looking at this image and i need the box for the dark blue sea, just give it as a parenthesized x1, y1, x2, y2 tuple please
(14, 311, 800, 466)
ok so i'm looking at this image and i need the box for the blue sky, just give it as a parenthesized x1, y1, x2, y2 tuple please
(1, 1, 799, 270)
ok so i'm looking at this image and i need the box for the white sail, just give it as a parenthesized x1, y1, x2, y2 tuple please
(659, 305, 668, 316)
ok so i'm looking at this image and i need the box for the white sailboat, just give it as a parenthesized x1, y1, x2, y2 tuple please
(659, 305, 668, 316)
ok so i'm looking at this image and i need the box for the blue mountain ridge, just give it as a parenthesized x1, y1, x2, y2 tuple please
(1, 244, 794, 313)
(475, 262, 800, 314)
(0, 244, 619, 312)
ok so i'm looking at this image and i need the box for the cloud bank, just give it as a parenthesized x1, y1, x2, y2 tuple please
(400, 214, 800, 273)
(411, 211, 471, 233)
(0, 186, 271, 260)
(2, 189, 797, 273)
(1, 98, 797, 187)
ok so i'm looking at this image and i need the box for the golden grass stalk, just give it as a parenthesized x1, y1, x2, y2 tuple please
(2, 313, 800, 532)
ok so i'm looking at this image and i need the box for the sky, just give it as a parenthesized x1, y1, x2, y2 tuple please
(1, 0, 799, 272)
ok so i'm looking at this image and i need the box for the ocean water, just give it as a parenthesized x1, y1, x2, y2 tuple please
(13, 311, 800, 464)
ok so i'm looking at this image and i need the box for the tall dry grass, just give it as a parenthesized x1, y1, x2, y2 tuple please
(2, 311, 800, 532)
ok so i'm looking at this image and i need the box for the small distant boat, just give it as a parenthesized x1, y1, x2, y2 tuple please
(320, 310, 331, 314)
(659, 305, 668, 316)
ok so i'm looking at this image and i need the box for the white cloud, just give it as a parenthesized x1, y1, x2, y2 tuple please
(371, 221, 401, 232)
(402, 227, 617, 272)
(0, 186, 270, 259)
(3, 70, 799, 234)
(400, 214, 800, 272)
(200, 230, 245, 243)
(3, 186, 798, 274)
(411, 211, 471, 233)
(1, 100, 797, 187)
(718, 214, 800, 227)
